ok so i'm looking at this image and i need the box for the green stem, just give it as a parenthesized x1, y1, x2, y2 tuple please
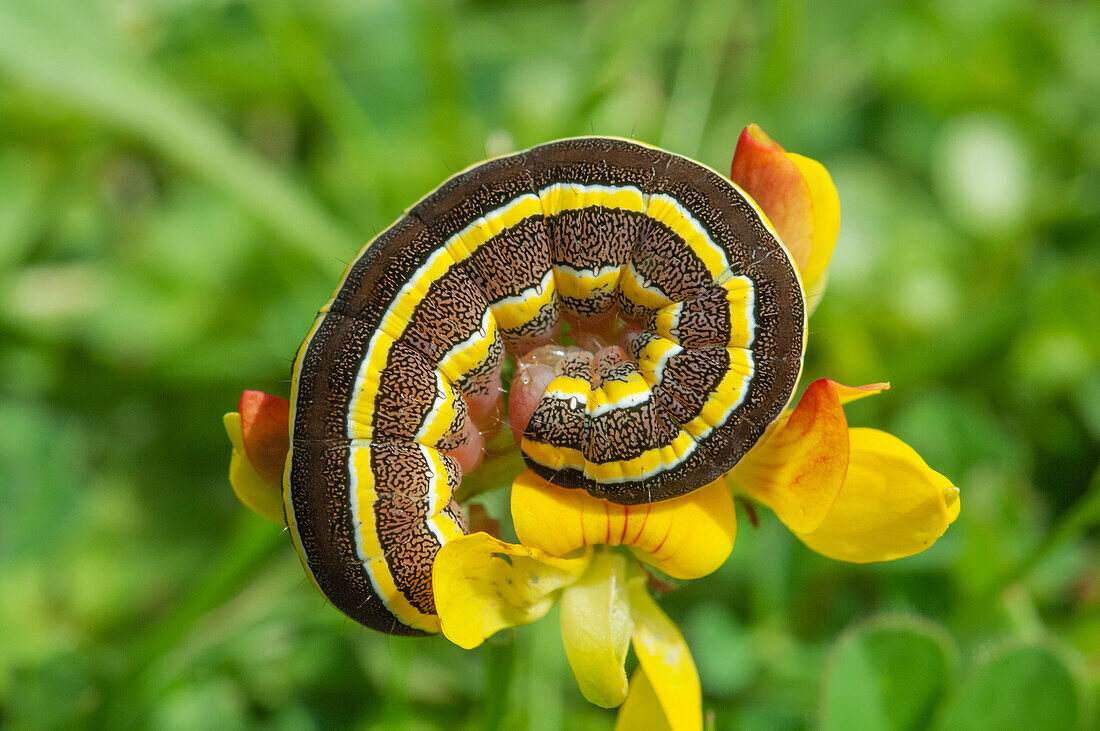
(522, 606, 566, 731)
(482, 636, 517, 731)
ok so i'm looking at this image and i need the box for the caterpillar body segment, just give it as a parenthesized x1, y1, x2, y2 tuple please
(287, 137, 805, 634)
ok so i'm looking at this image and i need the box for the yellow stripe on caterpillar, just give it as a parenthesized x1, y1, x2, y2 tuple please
(588, 373, 653, 417)
(583, 430, 698, 484)
(539, 182, 646, 216)
(683, 348, 755, 439)
(645, 193, 730, 279)
(414, 369, 460, 447)
(544, 375, 592, 407)
(444, 193, 544, 261)
(519, 427, 700, 485)
(618, 260, 676, 311)
(553, 263, 624, 303)
(436, 310, 499, 384)
(633, 335, 684, 385)
(349, 442, 442, 633)
(490, 269, 557, 332)
(520, 437, 587, 473)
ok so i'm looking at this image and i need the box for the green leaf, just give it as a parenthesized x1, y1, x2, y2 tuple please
(821, 616, 955, 731)
(937, 643, 1086, 731)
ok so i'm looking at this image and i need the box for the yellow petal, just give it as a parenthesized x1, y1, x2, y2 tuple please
(730, 125, 813, 272)
(628, 581, 702, 731)
(432, 532, 591, 649)
(237, 390, 290, 489)
(627, 479, 737, 580)
(559, 549, 638, 708)
(512, 471, 737, 580)
(795, 428, 961, 563)
(730, 124, 840, 294)
(727, 378, 851, 533)
(803, 266, 829, 318)
(833, 380, 890, 405)
(787, 152, 840, 290)
(615, 666, 673, 731)
(224, 412, 285, 524)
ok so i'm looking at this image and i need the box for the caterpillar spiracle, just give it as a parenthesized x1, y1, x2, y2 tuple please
(286, 137, 806, 635)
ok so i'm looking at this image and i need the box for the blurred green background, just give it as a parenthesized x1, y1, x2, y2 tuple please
(1, 0, 1097, 728)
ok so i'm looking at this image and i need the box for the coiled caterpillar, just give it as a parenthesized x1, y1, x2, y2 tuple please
(286, 138, 805, 635)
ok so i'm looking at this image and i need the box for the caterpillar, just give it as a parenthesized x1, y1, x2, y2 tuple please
(286, 137, 805, 635)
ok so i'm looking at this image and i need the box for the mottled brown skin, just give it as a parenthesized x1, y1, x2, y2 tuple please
(369, 443, 462, 615)
(288, 137, 805, 634)
(372, 343, 459, 442)
(552, 207, 643, 319)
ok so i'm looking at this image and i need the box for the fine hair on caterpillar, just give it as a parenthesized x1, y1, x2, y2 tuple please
(285, 137, 806, 635)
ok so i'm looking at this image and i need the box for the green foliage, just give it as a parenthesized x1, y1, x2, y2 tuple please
(821, 617, 954, 731)
(821, 619, 1091, 731)
(938, 643, 1086, 731)
(0, 0, 1097, 728)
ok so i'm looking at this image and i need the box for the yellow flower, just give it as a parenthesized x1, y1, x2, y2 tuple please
(223, 390, 289, 525)
(510, 470, 736, 581)
(432, 471, 733, 730)
(730, 122, 840, 297)
(729, 125, 960, 563)
(434, 126, 960, 730)
(226, 126, 961, 730)
(726, 378, 960, 562)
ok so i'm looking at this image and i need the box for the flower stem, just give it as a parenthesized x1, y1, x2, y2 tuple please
(482, 635, 517, 731)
